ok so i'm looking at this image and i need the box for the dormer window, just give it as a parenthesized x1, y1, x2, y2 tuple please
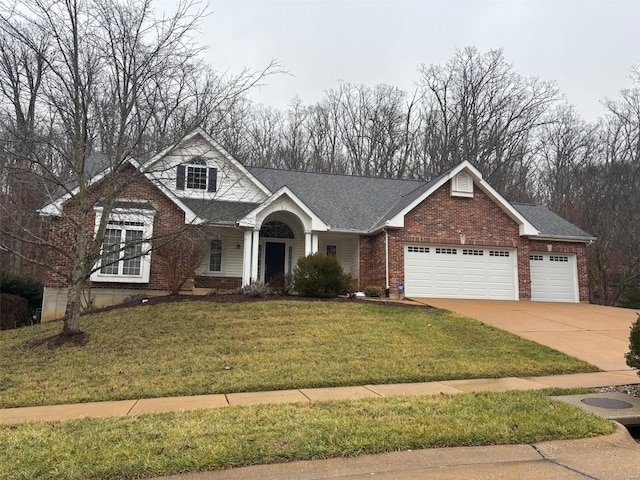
(176, 157, 217, 192)
(451, 171, 473, 197)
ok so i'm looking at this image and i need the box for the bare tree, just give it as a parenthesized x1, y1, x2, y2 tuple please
(0, 0, 276, 336)
(416, 47, 558, 199)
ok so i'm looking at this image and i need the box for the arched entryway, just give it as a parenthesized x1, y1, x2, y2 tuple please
(260, 220, 295, 282)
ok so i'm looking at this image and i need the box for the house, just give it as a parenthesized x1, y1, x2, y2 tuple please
(40, 129, 595, 320)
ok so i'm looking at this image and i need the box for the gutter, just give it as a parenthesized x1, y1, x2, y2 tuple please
(383, 224, 390, 298)
(529, 235, 597, 243)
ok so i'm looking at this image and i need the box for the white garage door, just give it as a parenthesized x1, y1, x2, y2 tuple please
(404, 245, 517, 300)
(529, 253, 578, 303)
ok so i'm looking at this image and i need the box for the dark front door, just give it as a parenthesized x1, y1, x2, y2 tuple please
(264, 242, 286, 283)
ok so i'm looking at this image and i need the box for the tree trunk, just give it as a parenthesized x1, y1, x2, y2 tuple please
(62, 278, 84, 335)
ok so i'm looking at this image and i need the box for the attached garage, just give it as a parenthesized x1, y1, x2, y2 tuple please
(529, 253, 578, 303)
(404, 245, 518, 300)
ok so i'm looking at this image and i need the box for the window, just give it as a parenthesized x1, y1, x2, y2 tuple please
(530, 254, 544, 261)
(91, 207, 154, 283)
(489, 250, 510, 257)
(209, 239, 222, 272)
(550, 255, 569, 262)
(436, 247, 457, 254)
(260, 221, 294, 239)
(326, 245, 337, 257)
(408, 246, 429, 253)
(176, 158, 217, 192)
(463, 249, 483, 256)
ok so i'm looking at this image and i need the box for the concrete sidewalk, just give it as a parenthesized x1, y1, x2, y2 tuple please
(2, 371, 639, 424)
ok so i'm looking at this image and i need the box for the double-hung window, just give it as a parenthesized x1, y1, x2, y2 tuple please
(176, 157, 217, 193)
(91, 207, 155, 283)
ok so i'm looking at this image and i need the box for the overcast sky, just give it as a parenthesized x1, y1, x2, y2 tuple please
(193, 0, 639, 122)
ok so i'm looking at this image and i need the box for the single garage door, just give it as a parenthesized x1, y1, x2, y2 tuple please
(529, 253, 578, 303)
(404, 245, 517, 300)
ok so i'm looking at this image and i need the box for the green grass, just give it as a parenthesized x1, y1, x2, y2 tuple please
(0, 300, 597, 408)
(0, 391, 614, 480)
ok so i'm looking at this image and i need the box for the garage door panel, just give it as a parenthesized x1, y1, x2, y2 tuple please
(530, 254, 577, 302)
(405, 245, 517, 300)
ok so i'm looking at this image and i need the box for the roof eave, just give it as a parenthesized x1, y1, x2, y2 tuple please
(529, 234, 597, 243)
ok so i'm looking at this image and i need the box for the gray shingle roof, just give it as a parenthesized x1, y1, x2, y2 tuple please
(248, 167, 425, 231)
(179, 198, 261, 224)
(512, 203, 594, 239)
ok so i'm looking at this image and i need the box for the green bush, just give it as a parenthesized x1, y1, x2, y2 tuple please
(363, 286, 381, 297)
(0, 293, 31, 330)
(294, 253, 351, 298)
(620, 284, 640, 309)
(0, 270, 43, 312)
(625, 313, 640, 372)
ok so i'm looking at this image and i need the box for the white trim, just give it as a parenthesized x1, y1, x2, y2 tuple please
(238, 186, 328, 232)
(90, 207, 155, 283)
(384, 161, 539, 236)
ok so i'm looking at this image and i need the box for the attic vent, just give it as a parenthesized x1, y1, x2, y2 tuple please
(451, 172, 474, 197)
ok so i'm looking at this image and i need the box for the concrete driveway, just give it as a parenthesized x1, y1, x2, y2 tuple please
(417, 299, 640, 373)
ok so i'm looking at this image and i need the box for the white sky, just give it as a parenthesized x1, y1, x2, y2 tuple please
(190, 0, 639, 122)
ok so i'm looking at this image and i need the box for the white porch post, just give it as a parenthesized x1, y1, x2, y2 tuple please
(242, 229, 252, 285)
(251, 229, 260, 282)
(305, 231, 312, 256)
(311, 233, 319, 254)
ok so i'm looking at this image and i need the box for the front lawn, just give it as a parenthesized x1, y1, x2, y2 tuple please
(0, 299, 597, 408)
(0, 391, 614, 480)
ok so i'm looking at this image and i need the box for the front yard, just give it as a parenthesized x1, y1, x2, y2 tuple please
(0, 298, 612, 480)
(1, 299, 597, 408)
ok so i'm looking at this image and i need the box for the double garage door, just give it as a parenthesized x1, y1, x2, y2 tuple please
(404, 245, 578, 302)
(404, 245, 517, 300)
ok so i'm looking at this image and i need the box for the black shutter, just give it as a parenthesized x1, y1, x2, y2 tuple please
(208, 167, 217, 192)
(176, 165, 185, 190)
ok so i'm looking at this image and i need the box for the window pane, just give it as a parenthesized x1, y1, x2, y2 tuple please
(100, 228, 122, 274)
(187, 166, 207, 189)
(122, 230, 143, 276)
(210, 239, 222, 272)
(326, 245, 337, 257)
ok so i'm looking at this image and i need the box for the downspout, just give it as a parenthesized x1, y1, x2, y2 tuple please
(383, 224, 390, 298)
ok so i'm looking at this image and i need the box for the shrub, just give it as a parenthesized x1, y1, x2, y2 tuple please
(294, 253, 351, 298)
(363, 286, 381, 297)
(0, 293, 31, 330)
(0, 270, 43, 312)
(626, 313, 640, 372)
(240, 281, 270, 297)
(154, 233, 208, 295)
(620, 284, 640, 309)
(267, 272, 294, 296)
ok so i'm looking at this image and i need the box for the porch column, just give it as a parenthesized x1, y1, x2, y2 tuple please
(311, 233, 319, 254)
(250, 229, 260, 282)
(242, 229, 252, 286)
(305, 231, 312, 256)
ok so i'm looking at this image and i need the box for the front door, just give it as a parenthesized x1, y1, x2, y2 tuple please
(264, 242, 286, 283)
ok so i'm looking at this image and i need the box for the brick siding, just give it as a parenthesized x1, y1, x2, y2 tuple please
(359, 180, 590, 301)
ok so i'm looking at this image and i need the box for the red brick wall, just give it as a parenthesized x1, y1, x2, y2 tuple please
(194, 276, 242, 292)
(358, 180, 589, 301)
(45, 165, 189, 293)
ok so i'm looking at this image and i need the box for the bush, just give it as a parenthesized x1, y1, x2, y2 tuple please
(363, 286, 381, 297)
(294, 253, 351, 298)
(626, 313, 640, 372)
(620, 284, 640, 309)
(240, 281, 270, 298)
(0, 270, 43, 312)
(0, 293, 31, 330)
(267, 272, 294, 296)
